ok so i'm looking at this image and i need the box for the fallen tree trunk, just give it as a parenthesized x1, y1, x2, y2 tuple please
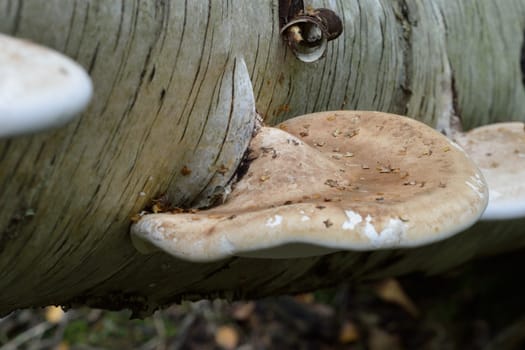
(0, 0, 524, 316)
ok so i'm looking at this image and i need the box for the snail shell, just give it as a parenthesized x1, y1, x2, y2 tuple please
(280, 17, 328, 63)
(309, 8, 343, 41)
(280, 8, 343, 63)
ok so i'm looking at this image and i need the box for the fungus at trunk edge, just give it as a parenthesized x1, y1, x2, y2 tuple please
(131, 111, 488, 262)
(0, 34, 93, 138)
(455, 122, 525, 220)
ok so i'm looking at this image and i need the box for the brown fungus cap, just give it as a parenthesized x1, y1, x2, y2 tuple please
(131, 111, 488, 262)
(456, 122, 525, 220)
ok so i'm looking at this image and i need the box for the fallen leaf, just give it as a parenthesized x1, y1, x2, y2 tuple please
(45, 306, 65, 324)
(339, 320, 360, 343)
(232, 302, 255, 321)
(374, 278, 419, 317)
(215, 325, 239, 350)
(294, 293, 314, 304)
(368, 327, 402, 350)
(55, 342, 70, 350)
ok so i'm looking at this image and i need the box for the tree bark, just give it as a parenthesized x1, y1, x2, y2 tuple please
(0, 0, 524, 315)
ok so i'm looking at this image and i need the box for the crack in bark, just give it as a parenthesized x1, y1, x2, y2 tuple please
(449, 73, 463, 134)
(520, 27, 525, 86)
(392, 0, 413, 115)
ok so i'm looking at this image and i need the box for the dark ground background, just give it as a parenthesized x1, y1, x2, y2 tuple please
(1, 251, 525, 350)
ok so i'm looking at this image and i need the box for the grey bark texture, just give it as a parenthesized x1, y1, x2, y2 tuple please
(0, 0, 524, 315)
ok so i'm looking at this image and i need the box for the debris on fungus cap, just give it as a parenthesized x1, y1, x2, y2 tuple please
(131, 111, 488, 262)
(0, 34, 93, 138)
(455, 122, 525, 220)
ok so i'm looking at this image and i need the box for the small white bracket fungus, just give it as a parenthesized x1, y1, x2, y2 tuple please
(0, 34, 93, 138)
(456, 122, 525, 220)
(131, 111, 488, 262)
(167, 57, 257, 208)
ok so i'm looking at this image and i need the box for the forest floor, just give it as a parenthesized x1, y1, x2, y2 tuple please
(1, 251, 525, 350)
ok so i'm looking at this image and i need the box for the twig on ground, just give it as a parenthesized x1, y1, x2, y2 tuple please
(483, 316, 525, 350)
(0, 321, 54, 350)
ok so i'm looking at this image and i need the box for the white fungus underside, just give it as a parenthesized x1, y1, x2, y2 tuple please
(456, 122, 525, 221)
(0, 34, 92, 138)
(481, 168, 525, 220)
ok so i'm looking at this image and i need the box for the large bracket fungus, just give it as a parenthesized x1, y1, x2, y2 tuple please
(131, 111, 488, 262)
(0, 34, 93, 138)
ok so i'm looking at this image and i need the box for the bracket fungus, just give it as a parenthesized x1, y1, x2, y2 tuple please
(0, 34, 93, 138)
(131, 111, 488, 262)
(455, 122, 525, 220)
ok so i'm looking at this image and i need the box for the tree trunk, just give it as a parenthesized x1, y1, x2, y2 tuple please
(1, 0, 524, 315)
